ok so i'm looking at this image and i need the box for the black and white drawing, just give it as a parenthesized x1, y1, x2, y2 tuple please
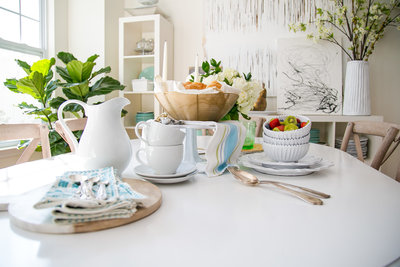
(277, 38, 342, 114)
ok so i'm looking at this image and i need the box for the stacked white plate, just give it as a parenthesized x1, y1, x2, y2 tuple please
(239, 154, 334, 176)
(134, 163, 197, 184)
(335, 137, 368, 159)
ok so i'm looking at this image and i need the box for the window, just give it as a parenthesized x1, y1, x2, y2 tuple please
(0, 0, 45, 123)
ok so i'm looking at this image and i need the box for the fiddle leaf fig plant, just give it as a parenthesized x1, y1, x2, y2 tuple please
(3, 58, 70, 155)
(3, 51, 127, 156)
(51, 52, 126, 116)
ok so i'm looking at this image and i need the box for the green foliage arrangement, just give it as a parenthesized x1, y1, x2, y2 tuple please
(4, 52, 125, 156)
(289, 0, 400, 61)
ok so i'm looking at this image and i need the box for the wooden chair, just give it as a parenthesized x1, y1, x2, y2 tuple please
(0, 123, 51, 164)
(340, 121, 400, 181)
(252, 117, 266, 137)
(55, 118, 87, 153)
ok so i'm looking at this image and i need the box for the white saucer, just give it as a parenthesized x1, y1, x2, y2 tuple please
(134, 163, 197, 178)
(239, 157, 333, 176)
(141, 171, 197, 184)
(245, 154, 323, 169)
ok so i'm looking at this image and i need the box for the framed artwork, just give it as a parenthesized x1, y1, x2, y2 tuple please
(203, 0, 336, 96)
(276, 38, 342, 114)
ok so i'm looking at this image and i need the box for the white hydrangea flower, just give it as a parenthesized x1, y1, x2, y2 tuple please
(218, 68, 239, 85)
(232, 77, 263, 115)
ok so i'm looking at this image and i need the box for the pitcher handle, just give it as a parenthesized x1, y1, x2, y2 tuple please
(57, 100, 88, 152)
(135, 121, 149, 144)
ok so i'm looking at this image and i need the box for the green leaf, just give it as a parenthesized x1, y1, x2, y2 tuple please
(49, 96, 67, 109)
(69, 81, 90, 97)
(17, 102, 40, 111)
(57, 52, 77, 64)
(62, 87, 82, 100)
(82, 61, 95, 81)
(210, 58, 217, 67)
(16, 72, 45, 101)
(189, 75, 194, 82)
(44, 80, 58, 102)
(66, 60, 84, 82)
(91, 66, 111, 79)
(86, 54, 99, 63)
(15, 60, 31, 75)
(30, 58, 54, 78)
(88, 76, 125, 97)
(202, 61, 210, 73)
(4, 78, 20, 93)
(56, 66, 73, 83)
(223, 78, 232, 86)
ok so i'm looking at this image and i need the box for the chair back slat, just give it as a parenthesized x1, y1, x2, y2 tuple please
(340, 121, 400, 182)
(0, 123, 51, 164)
(55, 118, 87, 153)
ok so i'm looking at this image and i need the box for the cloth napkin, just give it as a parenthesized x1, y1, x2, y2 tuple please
(201, 121, 246, 177)
(34, 167, 147, 224)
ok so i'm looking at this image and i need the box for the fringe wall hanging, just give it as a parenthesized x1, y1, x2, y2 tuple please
(203, 0, 335, 96)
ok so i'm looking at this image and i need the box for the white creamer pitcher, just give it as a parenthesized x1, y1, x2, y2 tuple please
(57, 97, 132, 174)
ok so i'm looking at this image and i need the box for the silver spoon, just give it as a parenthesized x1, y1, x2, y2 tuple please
(227, 166, 326, 205)
(69, 174, 96, 200)
(96, 180, 109, 200)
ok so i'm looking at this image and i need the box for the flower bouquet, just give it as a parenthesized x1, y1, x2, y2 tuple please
(189, 59, 263, 120)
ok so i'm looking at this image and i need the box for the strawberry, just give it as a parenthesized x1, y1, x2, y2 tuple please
(269, 118, 280, 129)
(300, 122, 307, 128)
(274, 125, 285, 131)
(296, 118, 300, 123)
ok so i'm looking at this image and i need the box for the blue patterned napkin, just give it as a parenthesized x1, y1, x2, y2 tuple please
(202, 121, 246, 177)
(34, 167, 147, 224)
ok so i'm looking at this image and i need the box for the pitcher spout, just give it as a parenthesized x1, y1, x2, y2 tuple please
(109, 97, 130, 108)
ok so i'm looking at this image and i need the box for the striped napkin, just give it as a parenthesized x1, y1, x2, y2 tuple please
(202, 121, 246, 177)
(34, 167, 147, 224)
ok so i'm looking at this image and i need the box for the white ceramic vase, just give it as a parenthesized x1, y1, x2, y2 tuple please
(343, 60, 371, 115)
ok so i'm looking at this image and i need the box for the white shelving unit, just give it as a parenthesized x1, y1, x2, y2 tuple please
(249, 111, 384, 162)
(118, 14, 173, 138)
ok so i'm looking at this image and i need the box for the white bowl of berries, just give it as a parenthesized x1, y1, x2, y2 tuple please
(263, 115, 311, 140)
(262, 142, 310, 162)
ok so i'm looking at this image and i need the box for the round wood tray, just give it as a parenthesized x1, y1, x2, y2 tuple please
(8, 179, 162, 234)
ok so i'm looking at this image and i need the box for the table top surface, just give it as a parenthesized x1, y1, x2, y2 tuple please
(1, 141, 400, 267)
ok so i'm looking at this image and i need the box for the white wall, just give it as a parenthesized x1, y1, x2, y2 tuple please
(369, 29, 400, 178)
(67, 0, 105, 66)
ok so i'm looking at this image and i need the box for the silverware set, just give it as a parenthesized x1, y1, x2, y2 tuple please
(227, 166, 330, 205)
(69, 175, 108, 201)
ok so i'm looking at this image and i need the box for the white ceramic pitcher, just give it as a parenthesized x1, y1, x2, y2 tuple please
(57, 97, 132, 173)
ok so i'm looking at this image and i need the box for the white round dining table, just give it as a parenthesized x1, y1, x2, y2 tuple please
(0, 140, 400, 267)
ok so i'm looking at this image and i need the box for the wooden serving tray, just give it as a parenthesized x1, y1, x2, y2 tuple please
(8, 179, 162, 234)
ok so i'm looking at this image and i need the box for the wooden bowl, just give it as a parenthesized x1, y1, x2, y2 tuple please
(155, 92, 238, 121)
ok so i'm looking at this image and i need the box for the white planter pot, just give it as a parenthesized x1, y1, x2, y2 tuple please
(343, 61, 371, 115)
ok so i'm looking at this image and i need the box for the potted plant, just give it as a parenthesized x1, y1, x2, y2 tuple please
(4, 52, 125, 156)
(290, 0, 400, 115)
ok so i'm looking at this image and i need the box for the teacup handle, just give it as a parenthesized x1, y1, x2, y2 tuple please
(135, 121, 149, 144)
(135, 148, 148, 166)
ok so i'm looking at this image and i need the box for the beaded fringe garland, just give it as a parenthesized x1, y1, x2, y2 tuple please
(204, 0, 335, 96)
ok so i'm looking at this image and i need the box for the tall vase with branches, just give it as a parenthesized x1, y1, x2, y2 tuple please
(290, 0, 400, 115)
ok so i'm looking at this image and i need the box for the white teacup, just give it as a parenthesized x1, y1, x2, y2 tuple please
(135, 120, 185, 146)
(136, 144, 183, 174)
